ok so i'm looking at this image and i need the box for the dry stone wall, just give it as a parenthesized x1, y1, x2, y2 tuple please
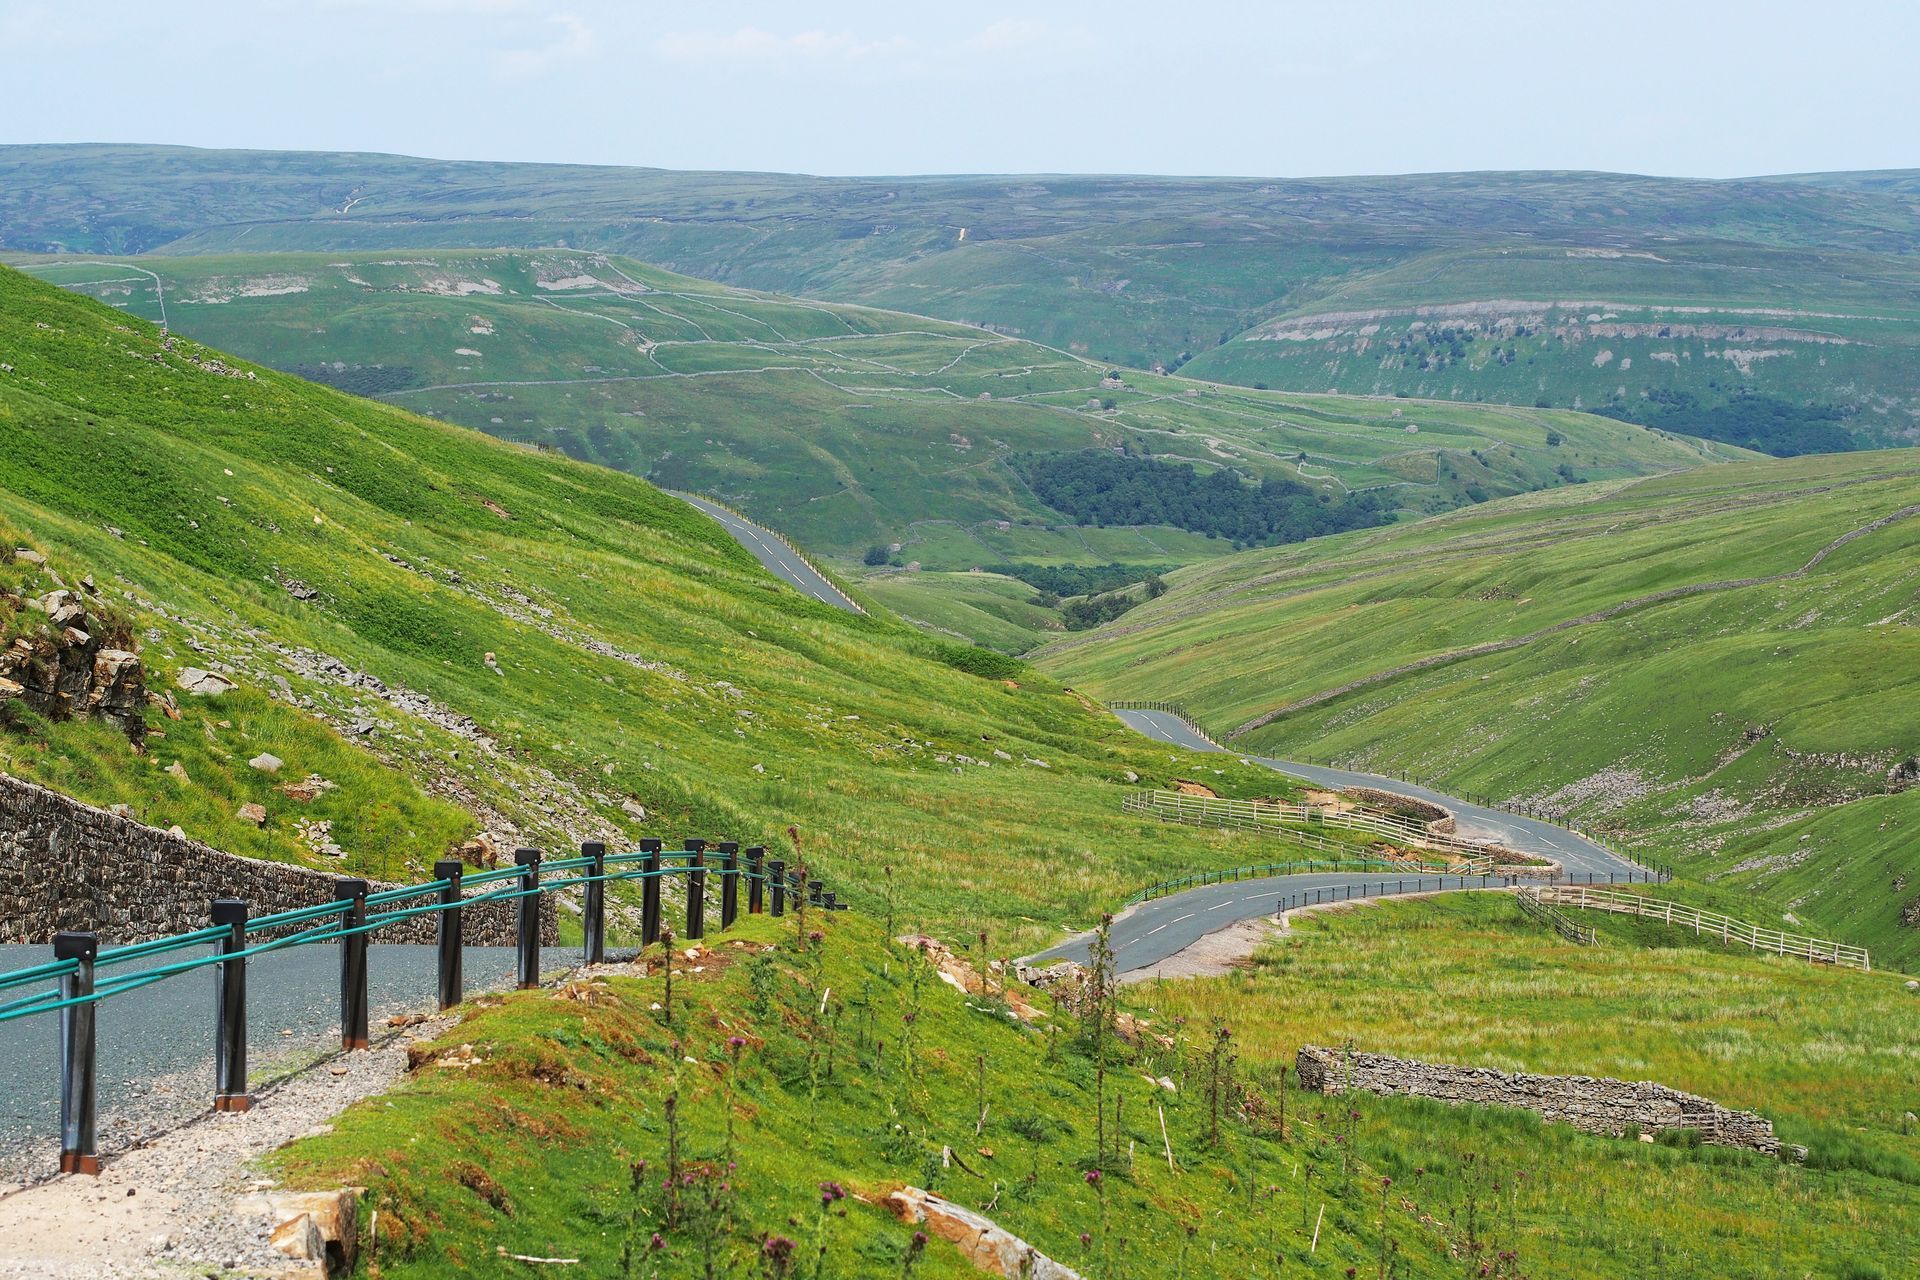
(1296, 1044, 1778, 1154)
(0, 772, 550, 946)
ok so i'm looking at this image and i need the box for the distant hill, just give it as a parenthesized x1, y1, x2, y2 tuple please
(5, 144, 1919, 449)
(11, 248, 1741, 650)
(1037, 451, 1920, 967)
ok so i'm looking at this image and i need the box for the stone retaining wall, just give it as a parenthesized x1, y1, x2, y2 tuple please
(1341, 786, 1456, 835)
(0, 772, 551, 946)
(1296, 1044, 1778, 1154)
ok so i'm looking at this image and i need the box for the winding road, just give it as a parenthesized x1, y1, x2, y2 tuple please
(674, 493, 862, 613)
(1030, 708, 1646, 975)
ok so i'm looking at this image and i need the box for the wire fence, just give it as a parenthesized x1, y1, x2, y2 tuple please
(0, 838, 845, 1175)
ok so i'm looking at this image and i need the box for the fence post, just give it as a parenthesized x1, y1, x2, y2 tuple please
(55, 930, 100, 1174)
(685, 839, 708, 940)
(808, 878, 826, 908)
(434, 859, 464, 1010)
(581, 840, 607, 965)
(747, 847, 766, 914)
(337, 878, 371, 1051)
(639, 839, 664, 944)
(718, 840, 741, 929)
(514, 848, 542, 990)
(212, 898, 251, 1113)
(768, 858, 787, 917)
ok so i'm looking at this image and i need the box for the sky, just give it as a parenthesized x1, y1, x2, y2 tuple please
(2, 0, 1915, 179)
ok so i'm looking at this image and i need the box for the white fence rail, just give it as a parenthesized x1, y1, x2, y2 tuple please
(1527, 885, 1870, 971)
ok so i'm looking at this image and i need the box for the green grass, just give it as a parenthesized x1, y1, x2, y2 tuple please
(1039, 452, 1920, 967)
(1132, 893, 1920, 1278)
(272, 910, 1498, 1279)
(0, 261, 1348, 953)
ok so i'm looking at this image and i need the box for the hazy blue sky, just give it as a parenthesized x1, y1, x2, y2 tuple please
(3, 0, 1914, 178)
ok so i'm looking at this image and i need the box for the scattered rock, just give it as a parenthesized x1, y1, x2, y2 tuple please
(280, 774, 336, 803)
(177, 667, 237, 696)
(237, 802, 268, 827)
(249, 753, 285, 774)
(12, 549, 46, 566)
(234, 1187, 362, 1271)
(884, 1186, 1082, 1279)
(164, 761, 191, 783)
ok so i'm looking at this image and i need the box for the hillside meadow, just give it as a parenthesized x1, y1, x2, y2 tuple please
(1040, 451, 1920, 967)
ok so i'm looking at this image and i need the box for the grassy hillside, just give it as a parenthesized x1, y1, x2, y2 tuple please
(1038, 452, 1920, 968)
(11, 250, 1739, 652)
(6, 145, 1920, 445)
(1139, 894, 1920, 1278)
(265, 899, 1920, 1280)
(0, 260, 1345, 951)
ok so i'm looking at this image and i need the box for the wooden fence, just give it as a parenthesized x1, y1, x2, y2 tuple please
(1123, 789, 1500, 869)
(1526, 885, 1870, 971)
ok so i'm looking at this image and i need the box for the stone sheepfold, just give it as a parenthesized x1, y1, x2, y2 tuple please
(1295, 1043, 1779, 1154)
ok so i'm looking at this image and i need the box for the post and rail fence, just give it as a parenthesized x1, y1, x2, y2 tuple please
(1524, 884, 1869, 971)
(0, 836, 849, 1176)
(1122, 789, 1523, 865)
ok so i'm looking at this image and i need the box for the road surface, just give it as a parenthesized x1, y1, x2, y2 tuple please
(674, 493, 861, 613)
(1028, 708, 1646, 975)
(1114, 708, 1637, 877)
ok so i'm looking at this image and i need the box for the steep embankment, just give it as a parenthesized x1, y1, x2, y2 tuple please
(0, 262, 1316, 952)
(1038, 454, 1920, 967)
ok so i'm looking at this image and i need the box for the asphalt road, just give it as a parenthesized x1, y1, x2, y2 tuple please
(674, 493, 861, 614)
(1028, 709, 1648, 975)
(1115, 708, 1639, 877)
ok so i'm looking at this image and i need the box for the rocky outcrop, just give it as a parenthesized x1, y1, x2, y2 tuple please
(0, 568, 146, 741)
(0, 772, 548, 945)
(883, 1187, 1083, 1280)
(1295, 1044, 1778, 1154)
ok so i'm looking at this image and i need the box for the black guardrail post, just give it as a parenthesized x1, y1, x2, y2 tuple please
(640, 839, 664, 944)
(212, 898, 251, 1113)
(718, 840, 740, 929)
(685, 839, 708, 940)
(55, 930, 100, 1174)
(515, 848, 542, 990)
(746, 846, 766, 914)
(582, 841, 608, 965)
(768, 858, 787, 916)
(435, 859, 465, 1010)
(808, 878, 826, 909)
(338, 878, 371, 1051)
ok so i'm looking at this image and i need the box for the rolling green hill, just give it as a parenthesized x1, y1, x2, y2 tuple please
(1038, 452, 1920, 969)
(0, 260, 1336, 953)
(6, 145, 1920, 448)
(11, 249, 1741, 651)
(5, 228, 1916, 1280)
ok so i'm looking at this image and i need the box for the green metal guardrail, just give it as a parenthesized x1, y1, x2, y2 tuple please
(0, 837, 847, 1175)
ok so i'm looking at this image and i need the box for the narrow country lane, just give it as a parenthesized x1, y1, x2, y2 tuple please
(1027, 708, 1650, 976)
(673, 493, 862, 613)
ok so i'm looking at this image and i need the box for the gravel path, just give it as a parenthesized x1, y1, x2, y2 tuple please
(0, 1011, 455, 1278)
(0, 943, 579, 1185)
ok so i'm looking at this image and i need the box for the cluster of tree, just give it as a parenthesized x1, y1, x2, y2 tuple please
(291, 363, 420, 396)
(1010, 451, 1392, 546)
(1593, 389, 1859, 457)
(986, 561, 1171, 600)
